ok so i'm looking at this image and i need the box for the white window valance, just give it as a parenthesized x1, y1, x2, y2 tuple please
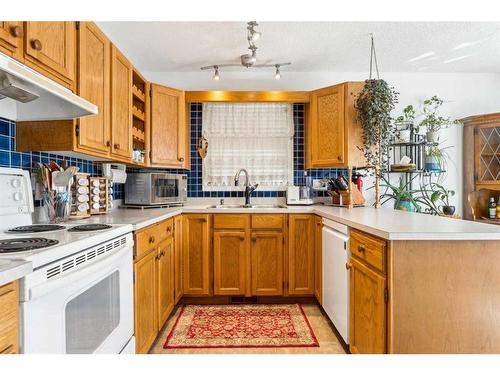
(202, 102, 294, 191)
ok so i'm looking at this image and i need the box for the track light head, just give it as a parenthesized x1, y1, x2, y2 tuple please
(274, 65, 281, 80)
(213, 66, 220, 81)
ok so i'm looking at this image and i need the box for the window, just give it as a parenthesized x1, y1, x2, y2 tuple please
(202, 103, 294, 191)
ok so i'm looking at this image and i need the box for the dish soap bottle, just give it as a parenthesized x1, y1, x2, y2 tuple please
(489, 197, 497, 219)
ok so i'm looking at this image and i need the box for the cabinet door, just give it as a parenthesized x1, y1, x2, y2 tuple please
(110, 45, 132, 160)
(156, 237, 174, 330)
(251, 231, 284, 296)
(288, 215, 315, 295)
(308, 84, 345, 167)
(0, 281, 19, 355)
(150, 84, 186, 167)
(349, 257, 387, 354)
(0, 21, 23, 60)
(77, 22, 110, 156)
(134, 250, 157, 354)
(314, 215, 322, 304)
(213, 230, 248, 295)
(24, 22, 75, 88)
(174, 215, 183, 304)
(182, 214, 211, 296)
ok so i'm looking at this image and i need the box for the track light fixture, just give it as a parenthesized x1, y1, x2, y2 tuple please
(200, 21, 291, 79)
(274, 64, 281, 80)
(213, 66, 220, 81)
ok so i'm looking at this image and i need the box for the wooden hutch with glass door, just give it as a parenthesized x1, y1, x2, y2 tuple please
(462, 113, 500, 220)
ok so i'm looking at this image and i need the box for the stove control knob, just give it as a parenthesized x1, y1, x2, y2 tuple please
(13, 192, 23, 201)
(11, 178, 21, 188)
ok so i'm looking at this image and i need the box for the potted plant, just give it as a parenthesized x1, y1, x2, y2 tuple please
(395, 104, 415, 143)
(380, 176, 420, 212)
(425, 145, 451, 172)
(417, 182, 456, 215)
(419, 95, 461, 143)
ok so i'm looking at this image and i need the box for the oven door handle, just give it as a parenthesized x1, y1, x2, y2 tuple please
(28, 244, 132, 301)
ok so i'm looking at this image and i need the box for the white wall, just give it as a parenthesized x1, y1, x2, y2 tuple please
(0, 100, 17, 121)
(146, 70, 500, 213)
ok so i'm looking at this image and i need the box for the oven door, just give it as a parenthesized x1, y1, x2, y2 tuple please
(151, 174, 181, 204)
(20, 244, 133, 354)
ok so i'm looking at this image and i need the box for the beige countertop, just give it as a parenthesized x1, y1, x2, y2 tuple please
(73, 200, 500, 241)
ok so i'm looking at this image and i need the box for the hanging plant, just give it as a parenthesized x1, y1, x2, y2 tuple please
(355, 79, 398, 168)
(354, 34, 399, 208)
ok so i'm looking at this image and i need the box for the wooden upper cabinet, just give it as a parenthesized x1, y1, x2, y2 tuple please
(156, 237, 175, 330)
(23, 22, 76, 89)
(182, 214, 211, 296)
(213, 230, 248, 295)
(110, 45, 132, 161)
(288, 214, 315, 295)
(251, 231, 284, 296)
(0, 21, 23, 60)
(150, 84, 188, 168)
(307, 81, 365, 168)
(76, 22, 110, 156)
(134, 250, 157, 354)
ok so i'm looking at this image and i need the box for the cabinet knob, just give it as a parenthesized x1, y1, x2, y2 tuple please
(106, 141, 111, 147)
(31, 39, 42, 51)
(10, 25, 23, 38)
(345, 262, 352, 270)
(161, 250, 165, 256)
(337, 155, 342, 161)
(167, 227, 171, 233)
(178, 157, 184, 162)
(113, 143, 120, 150)
(357, 245, 366, 253)
(149, 235, 155, 244)
(155, 254, 161, 261)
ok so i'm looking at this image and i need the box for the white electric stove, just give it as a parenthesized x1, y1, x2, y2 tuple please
(0, 167, 136, 354)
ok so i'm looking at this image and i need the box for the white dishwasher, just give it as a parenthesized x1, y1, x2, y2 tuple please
(322, 218, 349, 344)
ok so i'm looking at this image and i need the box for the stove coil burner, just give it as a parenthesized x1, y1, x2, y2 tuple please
(8, 224, 66, 233)
(0, 238, 59, 253)
(68, 224, 113, 232)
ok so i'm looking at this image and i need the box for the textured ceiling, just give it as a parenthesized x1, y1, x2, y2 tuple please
(97, 22, 500, 73)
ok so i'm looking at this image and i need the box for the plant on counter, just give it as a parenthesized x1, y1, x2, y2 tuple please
(417, 182, 456, 215)
(379, 176, 420, 212)
(418, 95, 461, 142)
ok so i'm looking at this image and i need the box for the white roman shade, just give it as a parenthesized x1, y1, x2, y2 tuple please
(202, 102, 294, 190)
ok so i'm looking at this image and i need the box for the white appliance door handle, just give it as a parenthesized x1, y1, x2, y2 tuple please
(28, 245, 131, 300)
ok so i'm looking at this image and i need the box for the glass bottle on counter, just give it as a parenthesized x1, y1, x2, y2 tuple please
(496, 198, 500, 219)
(489, 197, 497, 219)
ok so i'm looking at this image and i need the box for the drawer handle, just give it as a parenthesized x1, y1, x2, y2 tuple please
(0, 345, 14, 354)
(357, 245, 366, 253)
(345, 262, 352, 270)
(0, 289, 14, 298)
(10, 25, 23, 38)
(31, 39, 42, 51)
(149, 235, 155, 244)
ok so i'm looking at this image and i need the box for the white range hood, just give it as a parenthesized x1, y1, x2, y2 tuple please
(0, 52, 98, 121)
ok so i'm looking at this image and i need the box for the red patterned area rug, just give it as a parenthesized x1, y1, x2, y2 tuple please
(163, 304, 319, 349)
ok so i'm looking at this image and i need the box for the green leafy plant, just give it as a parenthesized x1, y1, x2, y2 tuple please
(395, 104, 416, 124)
(355, 79, 399, 169)
(425, 144, 453, 173)
(418, 95, 461, 133)
(379, 176, 420, 211)
(416, 182, 455, 215)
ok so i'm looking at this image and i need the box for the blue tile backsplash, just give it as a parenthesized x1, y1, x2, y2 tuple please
(0, 102, 345, 201)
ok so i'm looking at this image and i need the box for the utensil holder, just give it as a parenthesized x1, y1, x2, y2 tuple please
(43, 190, 69, 223)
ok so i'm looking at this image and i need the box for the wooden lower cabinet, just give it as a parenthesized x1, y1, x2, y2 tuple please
(251, 231, 284, 296)
(288, 214, 315, 295)
(182, 214, 211, 296)
(314, 215, 322, 303)
(134, 218, 177, 354)
(156, 237, 175, 330)
(213, 230, 248, 295)
(348, 230, 388, 354)
(0, 281, 19, 355)
(133, 250, 157, 354)
(173, 215, 183, 304)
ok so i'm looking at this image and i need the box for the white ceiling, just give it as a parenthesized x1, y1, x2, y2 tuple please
(97, 22, 500, 74)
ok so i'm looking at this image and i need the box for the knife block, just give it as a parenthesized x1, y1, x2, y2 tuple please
(328, 186, 365, 206)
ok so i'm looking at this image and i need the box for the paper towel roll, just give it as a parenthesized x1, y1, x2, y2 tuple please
(111, 169, 127, 184)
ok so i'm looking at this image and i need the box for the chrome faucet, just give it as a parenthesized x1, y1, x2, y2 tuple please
(234, 168, 259, 207)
